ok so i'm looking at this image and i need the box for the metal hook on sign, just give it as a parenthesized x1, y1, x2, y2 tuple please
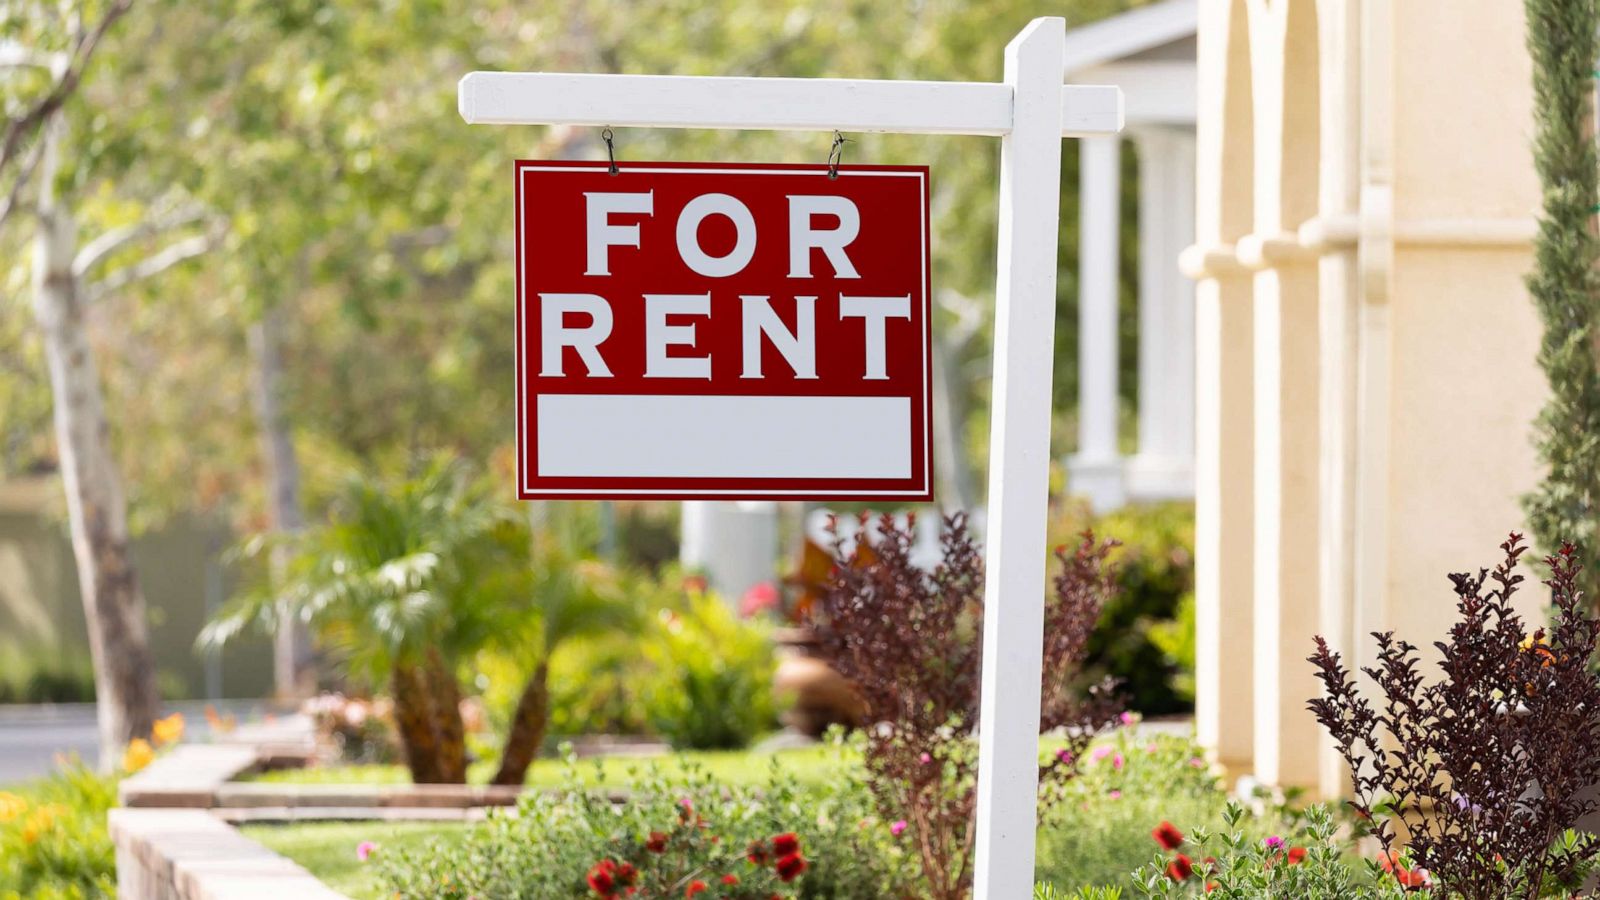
(827, 130, 850, 179)
(602, 127, 619, 176)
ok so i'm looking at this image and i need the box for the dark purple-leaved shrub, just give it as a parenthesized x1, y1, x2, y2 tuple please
(1309, 534, 1600, 898)
(813, 512, 1122, 900)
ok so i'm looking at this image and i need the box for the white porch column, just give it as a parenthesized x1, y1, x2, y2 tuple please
(1126, 126, 1198, 501)
(679, 501, 779, 602)
(1068, 134, 1127, 511)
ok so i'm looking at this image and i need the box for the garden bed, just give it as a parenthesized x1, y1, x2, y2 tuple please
(235, 729, 1268, 898)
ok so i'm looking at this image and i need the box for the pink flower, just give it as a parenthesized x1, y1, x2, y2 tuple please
(1188, 757, 1205, 768)
(739, 582, 780, 618)
(890, 820, 908, 837)
(1112, 752, 1125, 770)
(1091, 745, 1113, 762)
(919, 752, 933, 765)
(1264, 835, 1284, 851)
(1055, 748, 1072, 764)
(1119, 711, 1139, 726)
(1107, 790, 1122, 800)
(356, 841, 377, 862)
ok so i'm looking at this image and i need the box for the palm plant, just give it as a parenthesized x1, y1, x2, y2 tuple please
(204, 460, 508, 782)
(488, 531, 640, 785)
(204, 460, 641, 785)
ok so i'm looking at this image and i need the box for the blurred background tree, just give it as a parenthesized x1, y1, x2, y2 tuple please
(0, 0, 1167, 745)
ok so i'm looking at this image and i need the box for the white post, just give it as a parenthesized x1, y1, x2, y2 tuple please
(1126, 126, 1197, 501)
(1068, 132, 1126, 511)
(972, 18, 1065, 900)
(680, 501, 778, 602)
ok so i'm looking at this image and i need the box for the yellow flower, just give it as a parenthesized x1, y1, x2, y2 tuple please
(152, 713, 185, 746)
(0, 792, 27, 824)
(122, 738, 155, 773)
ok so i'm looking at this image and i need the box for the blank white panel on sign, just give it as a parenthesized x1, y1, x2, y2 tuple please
(537, 394, 911, 479)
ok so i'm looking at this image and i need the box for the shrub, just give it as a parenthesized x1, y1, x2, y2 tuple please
(641, 590, 778, 751)
(1126, 803, 1411, 899)
(1522, 0, 1600, 606)
(1048, 501, 1195, 714)
(814, 513, 1122, 900)
(1309, 534, 1600, 899)
(0, 650, 96, 705)
(373, 750, 915, 899)
(300, 692, 400, 765)
(544, 634, 654, 738)
(0, 760, 117, 899)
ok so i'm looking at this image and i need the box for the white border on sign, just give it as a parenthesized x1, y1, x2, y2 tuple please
(514, 163, 932, 498)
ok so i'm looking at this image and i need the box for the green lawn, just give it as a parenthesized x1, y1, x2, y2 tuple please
(247, 743, 851, 790)
(243, 820, 469, 898)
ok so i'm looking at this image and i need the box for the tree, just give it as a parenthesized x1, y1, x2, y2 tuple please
(5, 0, 222, 763)
(0, 0, 131, 229)
(1523, 0, 1600, 601)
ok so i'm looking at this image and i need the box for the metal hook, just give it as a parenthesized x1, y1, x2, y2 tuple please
(827, 130, 850, 179)
(602, 127, 619, 176)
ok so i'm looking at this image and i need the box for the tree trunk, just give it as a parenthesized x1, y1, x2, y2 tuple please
(247, 303, 315, 700)
(30, 120, 158, 767)
(424, 647, 468, 784)
(389, 663, 442, 783)
(492, 658, 550, 786)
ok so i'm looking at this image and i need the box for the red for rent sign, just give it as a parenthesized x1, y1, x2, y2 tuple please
(514, 161, 932, 501)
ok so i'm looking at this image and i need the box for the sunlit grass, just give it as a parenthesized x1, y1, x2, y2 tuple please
(246, 742, 852, 789)
(243, 820, 470, 898)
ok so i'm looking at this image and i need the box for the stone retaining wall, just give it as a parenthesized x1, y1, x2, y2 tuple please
(110, 808, 349, 900)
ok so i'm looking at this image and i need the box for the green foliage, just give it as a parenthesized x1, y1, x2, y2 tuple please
(1124, 803, 1411, 899)
(1037, 885, 1124, 900)
(1034, 729, 1242, 891)
(1049, 501, 1196, 713)
(545, 634, 654, 738)
(0, 650, 96, 705)
(0, 761, 117, 900)
(371, 749, 915, 899)
(202, 459, 518, 682)
(640, 591, 778, 750)
(1, 0, 1155, 534)
(1523, 0, 1600, 600)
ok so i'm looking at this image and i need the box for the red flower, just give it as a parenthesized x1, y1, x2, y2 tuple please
(645, 831, 668, 853)
(1287, 847, 1307, 865)
(775, 852, 808, 882)
(587, 860, 617, 894)
(1379, 850, 1427, 888)
(685, 880, 708, 897)
(747, 840, 771, 865)
(1151, 821, 1184, 851)
(1166, 854, 1194, 881)
(615, 862, 637, 886)
(771, 832, 800, 857)
(721, 874, 740, 885)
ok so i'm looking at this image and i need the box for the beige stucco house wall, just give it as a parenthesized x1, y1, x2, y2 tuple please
(1185, 0, 1547, 793)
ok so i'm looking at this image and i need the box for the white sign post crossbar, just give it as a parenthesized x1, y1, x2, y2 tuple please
(459, 18, 1123, 897)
